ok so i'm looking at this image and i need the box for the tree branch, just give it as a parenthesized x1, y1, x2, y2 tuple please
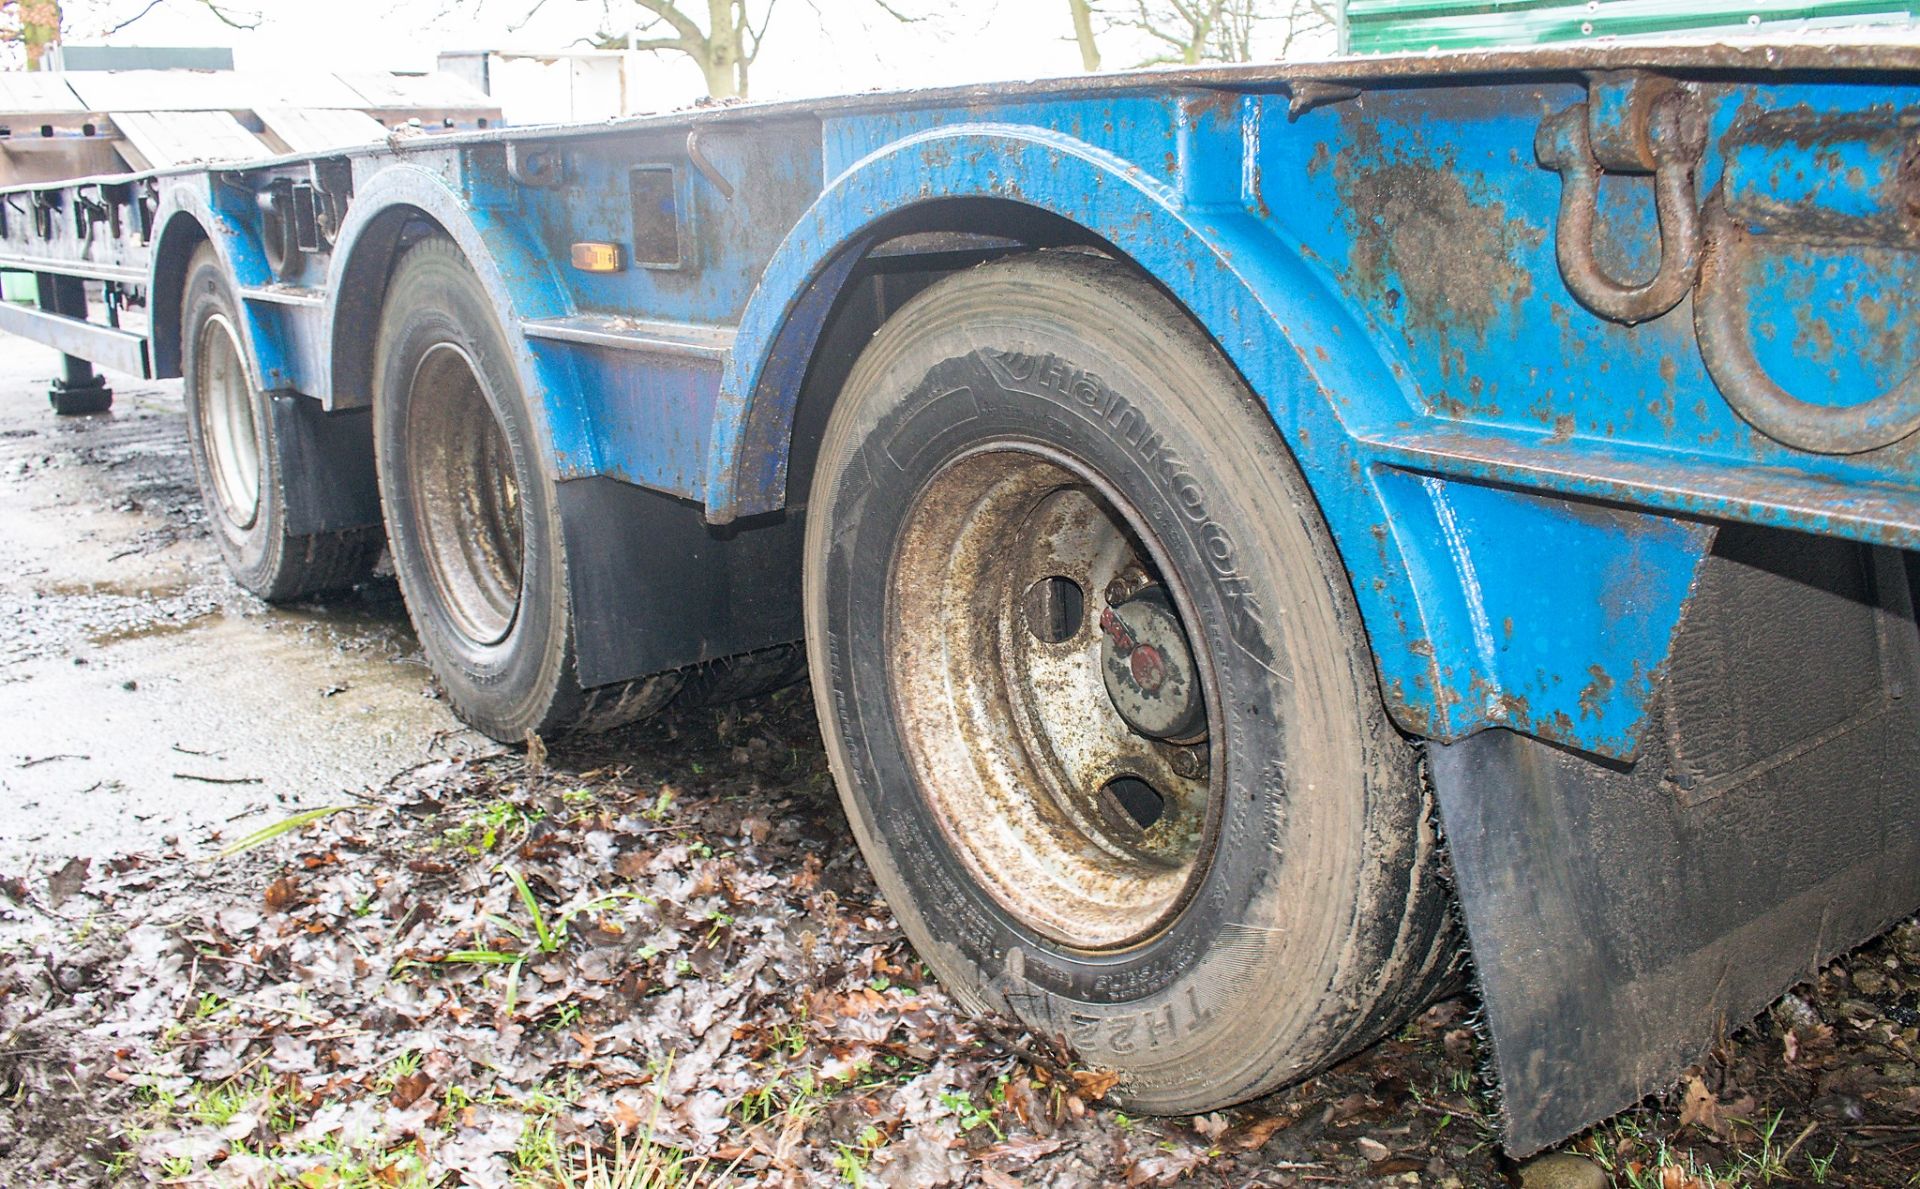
(865, 0, 923, 22)
(619, 35, 697, 51)
(742, 0, 777, 65)
(104, 0, 261, 35)
(199, 0, 262, 30)
(626, 0, 706, 46)
(103, 0, 168, 35)
(507, 0, 557, 33)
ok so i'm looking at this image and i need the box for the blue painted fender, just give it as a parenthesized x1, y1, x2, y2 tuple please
(318, 163, 596, 477)
(704, 118, 1710, 758)
(149, 183, 292, 393)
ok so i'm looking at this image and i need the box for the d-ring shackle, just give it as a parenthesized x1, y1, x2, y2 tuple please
(1691, 116, 1920, 455)
(1535, 86, 1708, 326)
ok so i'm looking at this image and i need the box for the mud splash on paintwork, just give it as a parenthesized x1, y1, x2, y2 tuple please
(1332, 108, 1545, 406)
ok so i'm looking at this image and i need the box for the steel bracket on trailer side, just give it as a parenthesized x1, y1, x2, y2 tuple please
(0, 291, 149, 378)
(1427, 525, 1920, 1156)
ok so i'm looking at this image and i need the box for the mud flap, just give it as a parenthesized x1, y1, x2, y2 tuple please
(1426, 526, 1920, 1156)
(266, 394, 381, 536)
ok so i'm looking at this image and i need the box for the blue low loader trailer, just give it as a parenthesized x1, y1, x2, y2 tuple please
(4, 38, 1920, 1158)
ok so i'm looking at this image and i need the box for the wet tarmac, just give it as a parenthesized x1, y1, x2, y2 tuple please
(0, 342, 490, 887)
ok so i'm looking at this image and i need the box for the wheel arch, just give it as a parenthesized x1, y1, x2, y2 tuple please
(147, 209, 208, 381)
(147, 191, 288, 390)
(320, 165, 590, 475)
(711, 122, 1453, 738)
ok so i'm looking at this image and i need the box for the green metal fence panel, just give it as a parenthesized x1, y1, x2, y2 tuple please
(1346, 0, 1920, 53)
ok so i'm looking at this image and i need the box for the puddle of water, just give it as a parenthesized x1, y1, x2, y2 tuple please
(0, 608, 475, 873)
(40, 575, 194, 600)
(87, 607, 220, 647)
(0, 342, 487, 883)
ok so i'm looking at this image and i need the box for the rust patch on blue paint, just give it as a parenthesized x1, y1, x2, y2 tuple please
(1335, 131, 1544, 352)
(1578, 664, 1614, 720)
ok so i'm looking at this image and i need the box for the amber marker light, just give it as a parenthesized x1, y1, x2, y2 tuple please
(570, 242, 625, 272)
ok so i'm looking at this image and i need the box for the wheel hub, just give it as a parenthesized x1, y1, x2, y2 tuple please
(1099, 590, 1203, 741)
(194, 312, 262, 530)
(886, 445, 1221, 951)
(405, 343, 525, 647)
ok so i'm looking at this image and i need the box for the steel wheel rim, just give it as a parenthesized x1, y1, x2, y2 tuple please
(886, 444, 1221, 952)
(405, 343, 524, 647)
(194, 313, 262, 530)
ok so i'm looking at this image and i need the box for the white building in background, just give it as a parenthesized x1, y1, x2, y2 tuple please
(437, 50, 657, 127)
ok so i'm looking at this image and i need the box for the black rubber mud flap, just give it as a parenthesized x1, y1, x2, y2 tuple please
(1427, 526, 1920, 1156)
(556, 477, 805, 689)
(266, 395, 381, 536)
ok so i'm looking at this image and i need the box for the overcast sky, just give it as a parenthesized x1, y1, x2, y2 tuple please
(63, 0, 1339, 114)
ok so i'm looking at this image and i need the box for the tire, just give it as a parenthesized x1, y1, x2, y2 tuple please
(675, 643, 809, 709)
(181, 245, 381, 600)
(372, 238, 678, 741)
(804, 252, 1457, 1113)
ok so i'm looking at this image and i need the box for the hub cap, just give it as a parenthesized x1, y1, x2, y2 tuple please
(887, 446, 1218, 952)
(405, 343, 524, 646)
(1100, 590, 1204, 742)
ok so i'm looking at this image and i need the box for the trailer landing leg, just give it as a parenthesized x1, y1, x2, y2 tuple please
(35, 275, 112, 415)
(49, 354, 112, 415)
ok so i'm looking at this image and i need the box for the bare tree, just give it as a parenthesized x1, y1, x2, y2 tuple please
(2, 0, 259, 71)
(1074, 0, 1335, 69)
(549, 0, 925, 101)
(576, 0, 772, 101)
(1066, 0, 1100, 71)
(1120, 0, 1226, 65)
(2, 0, 67, 69)
(1255, 0, 1337, 59)
(94, 0, 259, 35)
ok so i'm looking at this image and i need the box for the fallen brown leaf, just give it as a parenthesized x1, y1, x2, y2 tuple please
(1071, 1067, 1120, 1100)
(1229, 1112, 1293, 1151)
(608, 1096, 645, 1136)
(46, 857, 88, 908)
(388, 1072, 432, 1109)
(1659, 1165, 1707, 1189)
(1678, 1075, 1722, 1136)
(263, 875, 301, 913)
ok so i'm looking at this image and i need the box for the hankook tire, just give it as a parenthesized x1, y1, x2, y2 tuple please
(804, 251, 1456, 1112)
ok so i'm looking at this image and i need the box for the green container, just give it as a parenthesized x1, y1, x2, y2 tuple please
(2, 272, 36, 305)
(1346, 0, 1920, 53)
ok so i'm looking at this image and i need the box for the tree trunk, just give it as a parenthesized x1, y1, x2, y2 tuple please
(702, 0, 746, 99)
(1067, 0, 1101, 72)
(1183, 0, 1223, 63)
(21, 0, 59, 71)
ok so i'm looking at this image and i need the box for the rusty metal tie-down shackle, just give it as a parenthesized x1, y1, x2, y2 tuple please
(1538, 75, 1920, 455)
(1535, 85, 1707, 326)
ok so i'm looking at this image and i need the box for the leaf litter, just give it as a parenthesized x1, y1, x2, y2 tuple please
(0, 687, 1916, 1187)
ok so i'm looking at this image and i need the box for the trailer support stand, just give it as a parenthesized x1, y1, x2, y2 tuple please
(36, 273, 112, 416)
